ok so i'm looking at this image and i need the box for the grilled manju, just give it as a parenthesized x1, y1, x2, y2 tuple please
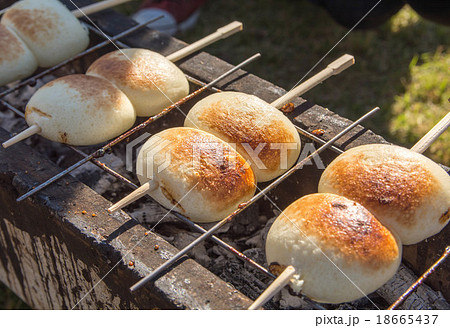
(266, 193, 402, 304)
(318, 144, 450, 245)
(1, 0, 89, 68)
(135, 127, 256, 222)
(185, 91, 301, 182)
(87, 48, 190, 117)
(25, 75, 135, 145)
(0, 24, 37, 86)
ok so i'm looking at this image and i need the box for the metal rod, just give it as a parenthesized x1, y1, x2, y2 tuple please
(388, 246, 450, 310)
(0, 17, 163, 100)
(171, 212, 276, 279)
(0, 99, 25, 118)
(2, 52, 268, 278)
(68, 148, 276, 279)
(294, 126, 344, 155)
(84, 23, 133, 49)
(84, 23, 234, 93)
(16, 54, 261, 202)
(129, 106, 380, 292)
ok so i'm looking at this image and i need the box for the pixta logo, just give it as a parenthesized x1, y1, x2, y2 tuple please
(126, 133, 172, 179)
(126, 134, 325, 179)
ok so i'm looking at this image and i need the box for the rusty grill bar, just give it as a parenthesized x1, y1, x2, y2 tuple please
(0, 12, 273, 288)
(129, 106, 381, 292)
(0, 0, 448, 310)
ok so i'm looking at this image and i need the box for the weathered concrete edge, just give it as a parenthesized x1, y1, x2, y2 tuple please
(0, 127, 252, 309)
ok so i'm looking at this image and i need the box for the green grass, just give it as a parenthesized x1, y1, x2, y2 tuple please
(118, 1, 449, 165)
(177, 0, 449, 165)
(391, 49, 450, 165)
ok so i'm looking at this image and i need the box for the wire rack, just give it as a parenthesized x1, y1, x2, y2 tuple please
(0, 3, 448, 310)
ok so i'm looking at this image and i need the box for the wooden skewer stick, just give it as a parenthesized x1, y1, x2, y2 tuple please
(71, 0, 132, 18)
(270, 54, 355, 109)
(248, 265, 297, 310)
(1, 0, 132, 18)
(2, 124, 41, 149)
(410, 112, 450, 154)
(165, 21, 243, 62)
(108, 180, 159, 213)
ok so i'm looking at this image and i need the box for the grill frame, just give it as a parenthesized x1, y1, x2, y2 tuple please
(0, 0, 448, 309)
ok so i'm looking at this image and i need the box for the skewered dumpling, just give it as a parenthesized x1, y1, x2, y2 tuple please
(86, 48, 189, 117)
(266, 193, 402, 304)
(185, 92, 301, 182)
(136, 127, 256, 222)
(0, 24, 37, 86)
(318, 144, 450, 245)
(1, 0, 89, 68)
(25, 75, 136, 145)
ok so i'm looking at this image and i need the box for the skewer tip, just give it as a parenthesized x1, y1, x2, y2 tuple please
(248, 265, 297, 310)
(108, 181, 157, 214)
(217, 21, 243, 39)
(107, 205, 118, 213)
(328, 54, 355, 75)
(2, 124, 41, 149)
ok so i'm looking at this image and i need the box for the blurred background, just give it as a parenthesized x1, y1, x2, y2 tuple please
(128, 0, 450, 166)
(1, 0, 449, 309)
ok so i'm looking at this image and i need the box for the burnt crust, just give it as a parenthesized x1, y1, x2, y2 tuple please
(323, 152, 437, 227)
(161, 128, 255, 212)
(59, 131, 68, 144)
(87, 50, 166, 91)
(25, 106, 52, 119)
(440, 208, 450, 224)
(197, 98, 297, 171)
(160, 183, 185, 212)
(280, 194, 400, 270)
(3, 7, 58, 46)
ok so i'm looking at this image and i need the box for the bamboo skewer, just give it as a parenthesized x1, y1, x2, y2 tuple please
(0, 0, 132, 18)
(166, 21, 243, 62)
(248, 265, 296, 310)
(129, 106, 380, 292)
(410, 112, 450, 154)
(2, 124, 41, 149)
(71, 0, 132, 18)
(108, 180, 159, 213)
(271, 54, 355, 109)
(1, 20, 244, 149)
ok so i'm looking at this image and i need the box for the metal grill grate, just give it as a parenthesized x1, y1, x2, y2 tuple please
(0, 0, 448, 310)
